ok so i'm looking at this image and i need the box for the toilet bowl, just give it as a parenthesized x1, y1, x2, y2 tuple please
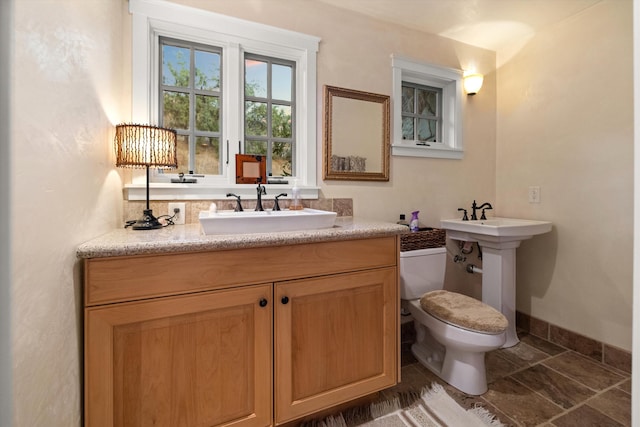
(400, 247, 507, 395)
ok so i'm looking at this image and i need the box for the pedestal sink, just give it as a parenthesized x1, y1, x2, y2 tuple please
(440, 217, 552, 348)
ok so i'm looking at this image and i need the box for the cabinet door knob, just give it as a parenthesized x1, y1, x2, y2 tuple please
(281, 296, 289, 305)
(259, 298, 268, 307)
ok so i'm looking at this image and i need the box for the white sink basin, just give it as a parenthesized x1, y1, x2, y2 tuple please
(199, 208, 337, 235)
(440, 217, 552, 239)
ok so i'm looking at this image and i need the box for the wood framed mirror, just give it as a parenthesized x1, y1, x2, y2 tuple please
(323, 85, 390, 181)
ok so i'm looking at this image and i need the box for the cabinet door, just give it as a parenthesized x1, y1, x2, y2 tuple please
(85, 284, 272, 427)
(274, 268, 397, 424)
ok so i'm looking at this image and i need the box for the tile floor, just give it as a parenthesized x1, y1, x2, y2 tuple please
(384, 331, 631, 427)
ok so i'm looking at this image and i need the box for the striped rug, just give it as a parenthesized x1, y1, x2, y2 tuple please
(304, 383, 505, 427)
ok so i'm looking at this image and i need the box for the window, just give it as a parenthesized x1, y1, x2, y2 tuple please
(244, 54, 295, 177)
(391, 55, 463, 159)
(160, 38, 222, 175)
(401, 82, 442, 143)
(128, 0, 320, 200)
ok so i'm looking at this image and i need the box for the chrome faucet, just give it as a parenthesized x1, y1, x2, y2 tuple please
(471, 200, 493, 220)
(255, 183, 266, 211)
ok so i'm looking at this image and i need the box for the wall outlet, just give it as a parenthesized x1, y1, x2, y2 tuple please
(528, 186, 541, 204)
(168, 202, 186, 225)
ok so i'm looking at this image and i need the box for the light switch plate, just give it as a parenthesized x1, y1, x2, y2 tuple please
(528, 186, 541, 203)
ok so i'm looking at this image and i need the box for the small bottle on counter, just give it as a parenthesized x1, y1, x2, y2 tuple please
(410, 211, 420, 232)
(289, 179, 304, 210)
(397, 214, 409, 228)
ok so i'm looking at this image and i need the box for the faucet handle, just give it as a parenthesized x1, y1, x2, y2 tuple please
(457, 208, 468, 221)
(273, 193, 287, 211)
(226, 193, 243, 212)
(480, 207, 493, 220)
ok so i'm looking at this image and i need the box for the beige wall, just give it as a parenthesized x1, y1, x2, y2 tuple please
(11, 1, 127, 425)
(171, 0, 496, 302)
(496, 0, 633, 350)
(173, 0, 498, 228)
(1, 1, 12, 425)
(8, 0, 633, 425)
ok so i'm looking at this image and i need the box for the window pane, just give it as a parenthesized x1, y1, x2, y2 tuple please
(245, 139, 267, 155)
(162, 45, 190, 87)
(195, 136, 220, 174)
(402, 116, 414, 140)
(196, 95, 220, 132)
(402, 87, 414, 113)
(243, 54, 296, 177)
(163, 91, 190, 129)
(245, 101, 268, 136)
(176, 134, 189, 173)
(272, 141, 292, 176)
(417, 89, 437, 116)
(272, 105, 292, 138)
(272, 64, 292, 101)
(417, 118, 437, 141)
(194, 50, 220, 90)
(245, 59, 267, 98)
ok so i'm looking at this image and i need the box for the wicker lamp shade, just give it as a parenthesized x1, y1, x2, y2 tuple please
(115, 123, 177, 230)
(115, 123, 177, 168)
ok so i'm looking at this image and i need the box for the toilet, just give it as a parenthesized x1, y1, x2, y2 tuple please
(400, 247, 508, 395)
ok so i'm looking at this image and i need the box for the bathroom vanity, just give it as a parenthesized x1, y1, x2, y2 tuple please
(78, 219, 405, 427)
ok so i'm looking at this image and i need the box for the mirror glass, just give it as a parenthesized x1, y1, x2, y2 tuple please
(323, 85, 390, 181)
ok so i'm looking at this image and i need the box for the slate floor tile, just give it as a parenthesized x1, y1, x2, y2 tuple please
(485, 351, 521, 384)
(585, 387, 631, 427)
(542, 352, 626, 391)
(518, 332, 567, 357)
(511, 364, 595, 409)
(552, 404, 624, 427)
(495, 341, 552, 369)
(385, 337, 632, 427)
(481, 377, 563, 427)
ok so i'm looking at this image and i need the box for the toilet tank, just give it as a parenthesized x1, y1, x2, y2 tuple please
(399, 247, 446, 299)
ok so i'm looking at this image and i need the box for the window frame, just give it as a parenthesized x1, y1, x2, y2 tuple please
(243, 52, 296, 178)
(127, 0, 320, 200)
(391, 55, 464, 159)
(401, 82, 443, 143)
(160, 37, 224, 176)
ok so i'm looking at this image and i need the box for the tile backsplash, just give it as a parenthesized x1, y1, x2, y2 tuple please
(124, 198, 353, 225)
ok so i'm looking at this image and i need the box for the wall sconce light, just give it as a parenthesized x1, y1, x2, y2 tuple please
(115, 123, 177, 230)
(463, 73, 484, 95)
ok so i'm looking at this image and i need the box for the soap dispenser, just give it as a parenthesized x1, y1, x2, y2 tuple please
(290, 179, 303, 210)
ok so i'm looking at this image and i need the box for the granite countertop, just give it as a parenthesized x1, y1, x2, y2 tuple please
(77, 217, 409, 259)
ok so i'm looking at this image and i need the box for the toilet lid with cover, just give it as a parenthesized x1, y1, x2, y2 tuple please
(420, 290, 508, 334)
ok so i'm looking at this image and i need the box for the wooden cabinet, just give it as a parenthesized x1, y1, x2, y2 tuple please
(274, 268, 397, 423)
(85, 284, 273, 427)
(84, 237, 399, 427)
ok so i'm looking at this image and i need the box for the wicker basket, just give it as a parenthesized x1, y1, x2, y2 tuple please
(400, 228, 446, 252)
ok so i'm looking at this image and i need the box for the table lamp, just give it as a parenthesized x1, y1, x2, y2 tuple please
(115, 123, 177, 230)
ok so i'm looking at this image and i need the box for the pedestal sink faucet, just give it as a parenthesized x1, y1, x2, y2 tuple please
(471, 200, 493, 220)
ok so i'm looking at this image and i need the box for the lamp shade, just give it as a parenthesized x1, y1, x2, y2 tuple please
(115, 123, 178, 168)
(463, 73, 484, 95)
